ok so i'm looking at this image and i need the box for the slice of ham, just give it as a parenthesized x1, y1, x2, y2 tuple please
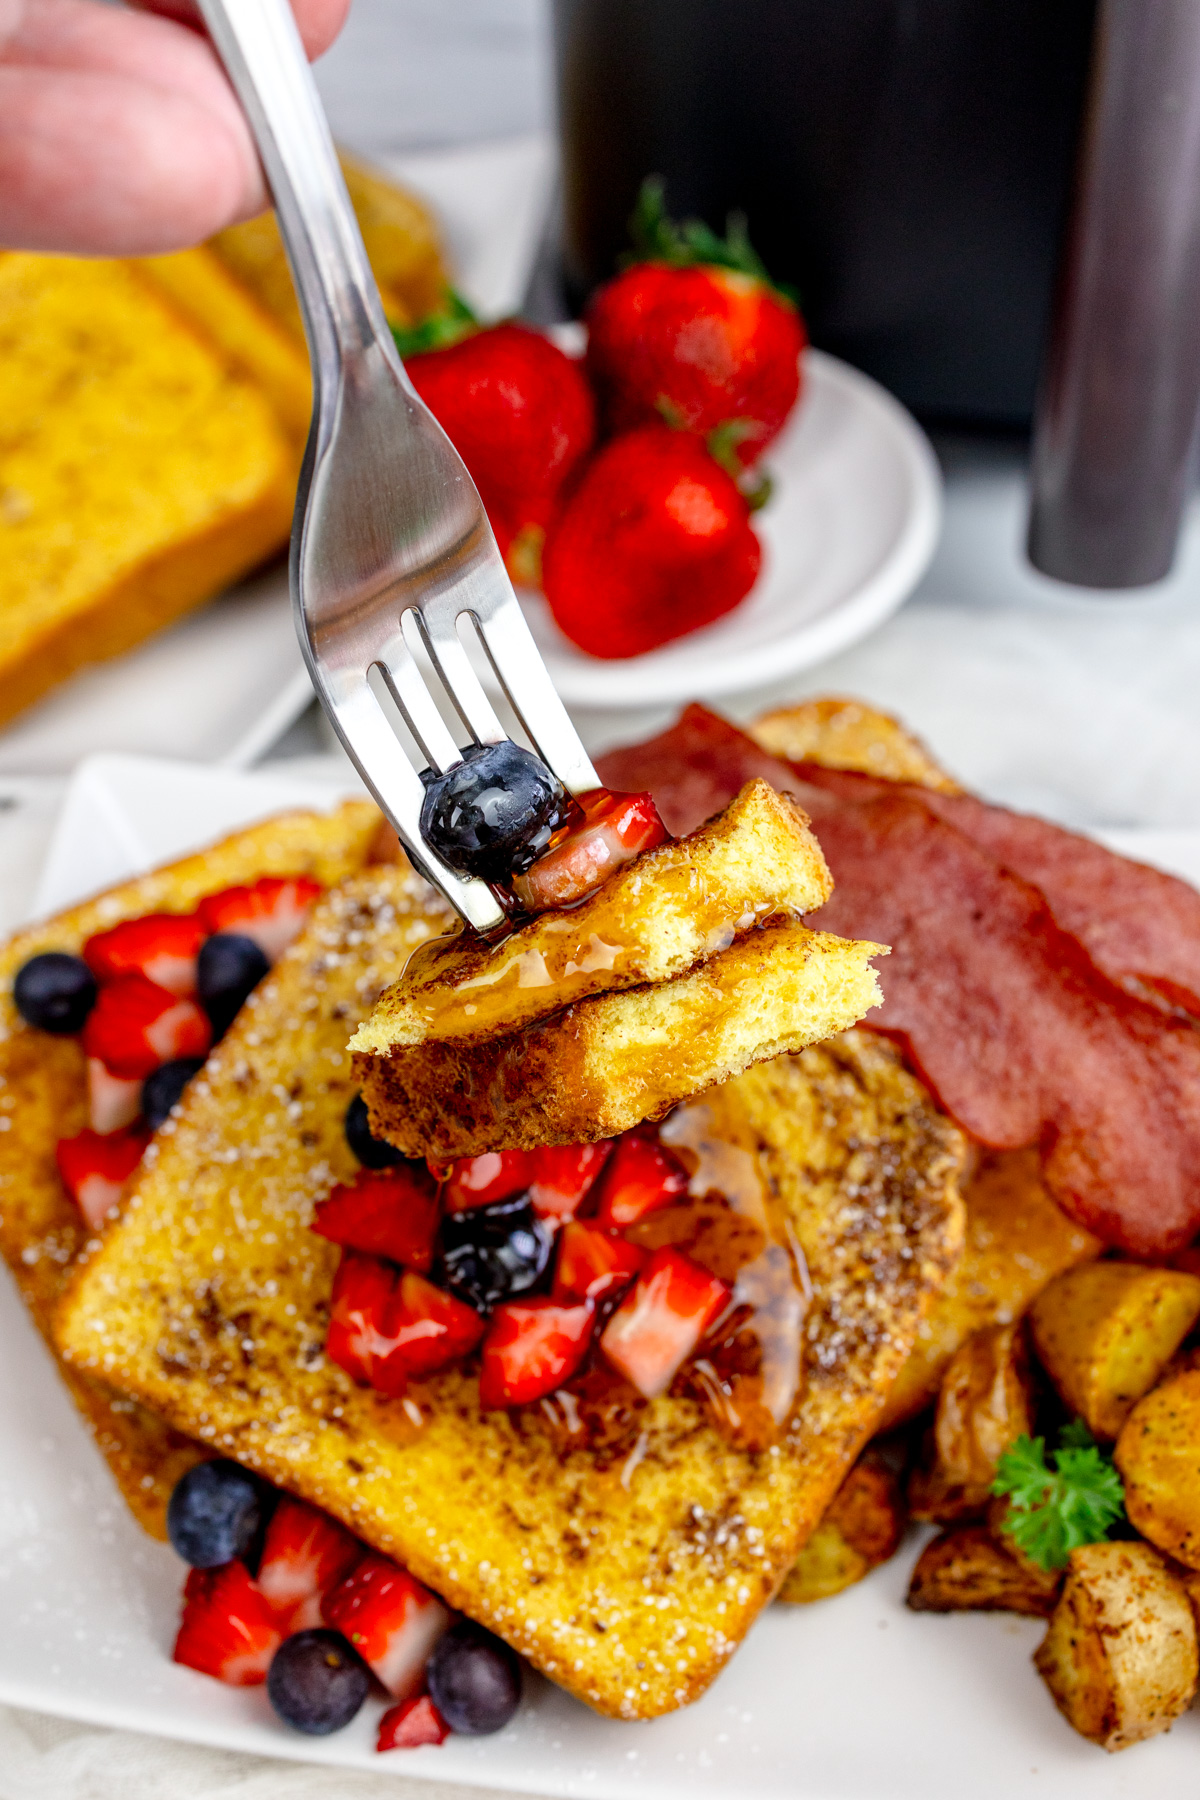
(793, 762, 1200, 1021)
(597, 705, 1200, 1258)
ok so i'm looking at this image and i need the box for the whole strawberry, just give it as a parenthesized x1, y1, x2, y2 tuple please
(404, 322, 595, 585)
(541, 424, 761, 658)
(585, 180, 805, 471)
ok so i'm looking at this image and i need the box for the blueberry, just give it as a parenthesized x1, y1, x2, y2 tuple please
(142, 1057, 206, 1131)
(166, 1458, 264, 1568)
(420, 741, 571, 883)
(197, 932, 269, 1037)
(344, 1093, 406, 1169)
(267, 1629, 369, 1735)
(439, 1193, 552, 1313)
(13, 953, 96, 1035)
(427, 1620, 521, 1735)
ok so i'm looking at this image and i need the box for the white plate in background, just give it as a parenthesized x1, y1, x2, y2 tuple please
(0, 137, 554, 780)
(4, 757, 1200, 1796)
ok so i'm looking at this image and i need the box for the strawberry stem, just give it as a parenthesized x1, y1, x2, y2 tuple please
(391, 287, 479, 359)
(625, 176, 798, 304)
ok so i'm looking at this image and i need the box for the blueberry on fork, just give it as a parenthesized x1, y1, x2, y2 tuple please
(420, 741, 572, 885)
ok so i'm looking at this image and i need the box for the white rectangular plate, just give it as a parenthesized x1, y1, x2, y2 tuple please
(4, 757, 1200, 1796)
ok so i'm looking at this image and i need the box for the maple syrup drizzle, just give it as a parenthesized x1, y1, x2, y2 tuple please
(659, 1097, 809, 1441)
(395, 863, 791, 1041)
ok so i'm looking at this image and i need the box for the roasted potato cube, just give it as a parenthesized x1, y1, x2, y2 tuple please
(907, 1525, 1062, 1617)
(909, 1323, 1032, 1521)
(1031, 1263, 1200, 1440)
(879, 1149, 1100, 1431)
(779, 1451, 905, 1603)
(1034, 1541, 1198, 1750)
(1115, 1367, 1200, 1568)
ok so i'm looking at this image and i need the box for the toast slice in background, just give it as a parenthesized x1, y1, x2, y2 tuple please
(135, 248, 313, 443)
(209, 150, 448, 345)
(0, 801, 381, 1535)
(56, 862, 962, 1717)
(750, 697, 961, 793)
(359, 917, 885, 1159)
(0, 253, 297, 730)
(352, 779, 833, 1056)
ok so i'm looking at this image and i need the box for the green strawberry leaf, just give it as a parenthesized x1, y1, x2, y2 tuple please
(625, 176, 797, 302)
(391, 288, 479, 359)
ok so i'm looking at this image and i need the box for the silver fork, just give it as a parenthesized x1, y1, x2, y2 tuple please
(198, 0, 598, 935)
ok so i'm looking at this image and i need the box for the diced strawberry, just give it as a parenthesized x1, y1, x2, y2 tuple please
(378, 1693, 451, 1750)
(56, 1124, 150, 1228)
(553, 1220, 647, 1303)
(599, 1247, 730, 1399)
(442, 1150, 533, 1212)
(478, 1298, 595, 1408)
(326, 1250, 404, 1391)
(513, 789, 668, 911)
(197, 876, 322, 963)
(83, 912, 205, 996)
(326, 1255, 484, 1394)
(313, 1165, 440, 1271)
(86, 1056, 143, 1134)
(387, 1271, 485, 1378)
(81, 973, 211, 1079)
(527, 1142, 612, 1224)
(592, 1135, 687, 1229)
(325, 1553, 451, 1698)
(173, 1559, 281, 1686)
(256, 1496, 363, 1633)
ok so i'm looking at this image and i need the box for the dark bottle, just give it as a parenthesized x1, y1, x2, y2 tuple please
(1027, 0, 1200, 588)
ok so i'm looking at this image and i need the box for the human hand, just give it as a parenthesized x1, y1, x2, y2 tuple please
(0, 0, 350, 255)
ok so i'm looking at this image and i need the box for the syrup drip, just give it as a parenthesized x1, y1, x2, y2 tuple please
(396, 863, 790, 1041)
(659, 1097, 809, 1446)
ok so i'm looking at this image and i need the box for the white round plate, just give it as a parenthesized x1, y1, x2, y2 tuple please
(519, 347, 942, 709)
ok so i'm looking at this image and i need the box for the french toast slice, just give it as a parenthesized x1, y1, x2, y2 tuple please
(358, 917, 885, 1159)
(352, 779, 834, 1054)
(0, 252, 297, 729)
(56, 866, 963, 1718)
(0, 800, 382, 1536)
(750, 697, 961, 792)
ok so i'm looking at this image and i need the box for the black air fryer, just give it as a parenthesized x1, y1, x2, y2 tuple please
(553, 0, 1200, 586)
(553, 0, 1096, 427)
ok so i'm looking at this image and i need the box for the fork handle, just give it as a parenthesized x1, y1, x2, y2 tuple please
(197, 0, 396, 391)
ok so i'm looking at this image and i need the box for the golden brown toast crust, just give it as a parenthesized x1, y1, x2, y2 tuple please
(0, 801, 382, 1536)
(359, 919, 885, 1159)
(750, 697, 962, 792)
(351, 780, 834, 1054)
(56, 862, 963, 1718)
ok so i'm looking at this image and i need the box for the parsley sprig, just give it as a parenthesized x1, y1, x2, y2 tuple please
(992, 1422, 1126, 1571)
